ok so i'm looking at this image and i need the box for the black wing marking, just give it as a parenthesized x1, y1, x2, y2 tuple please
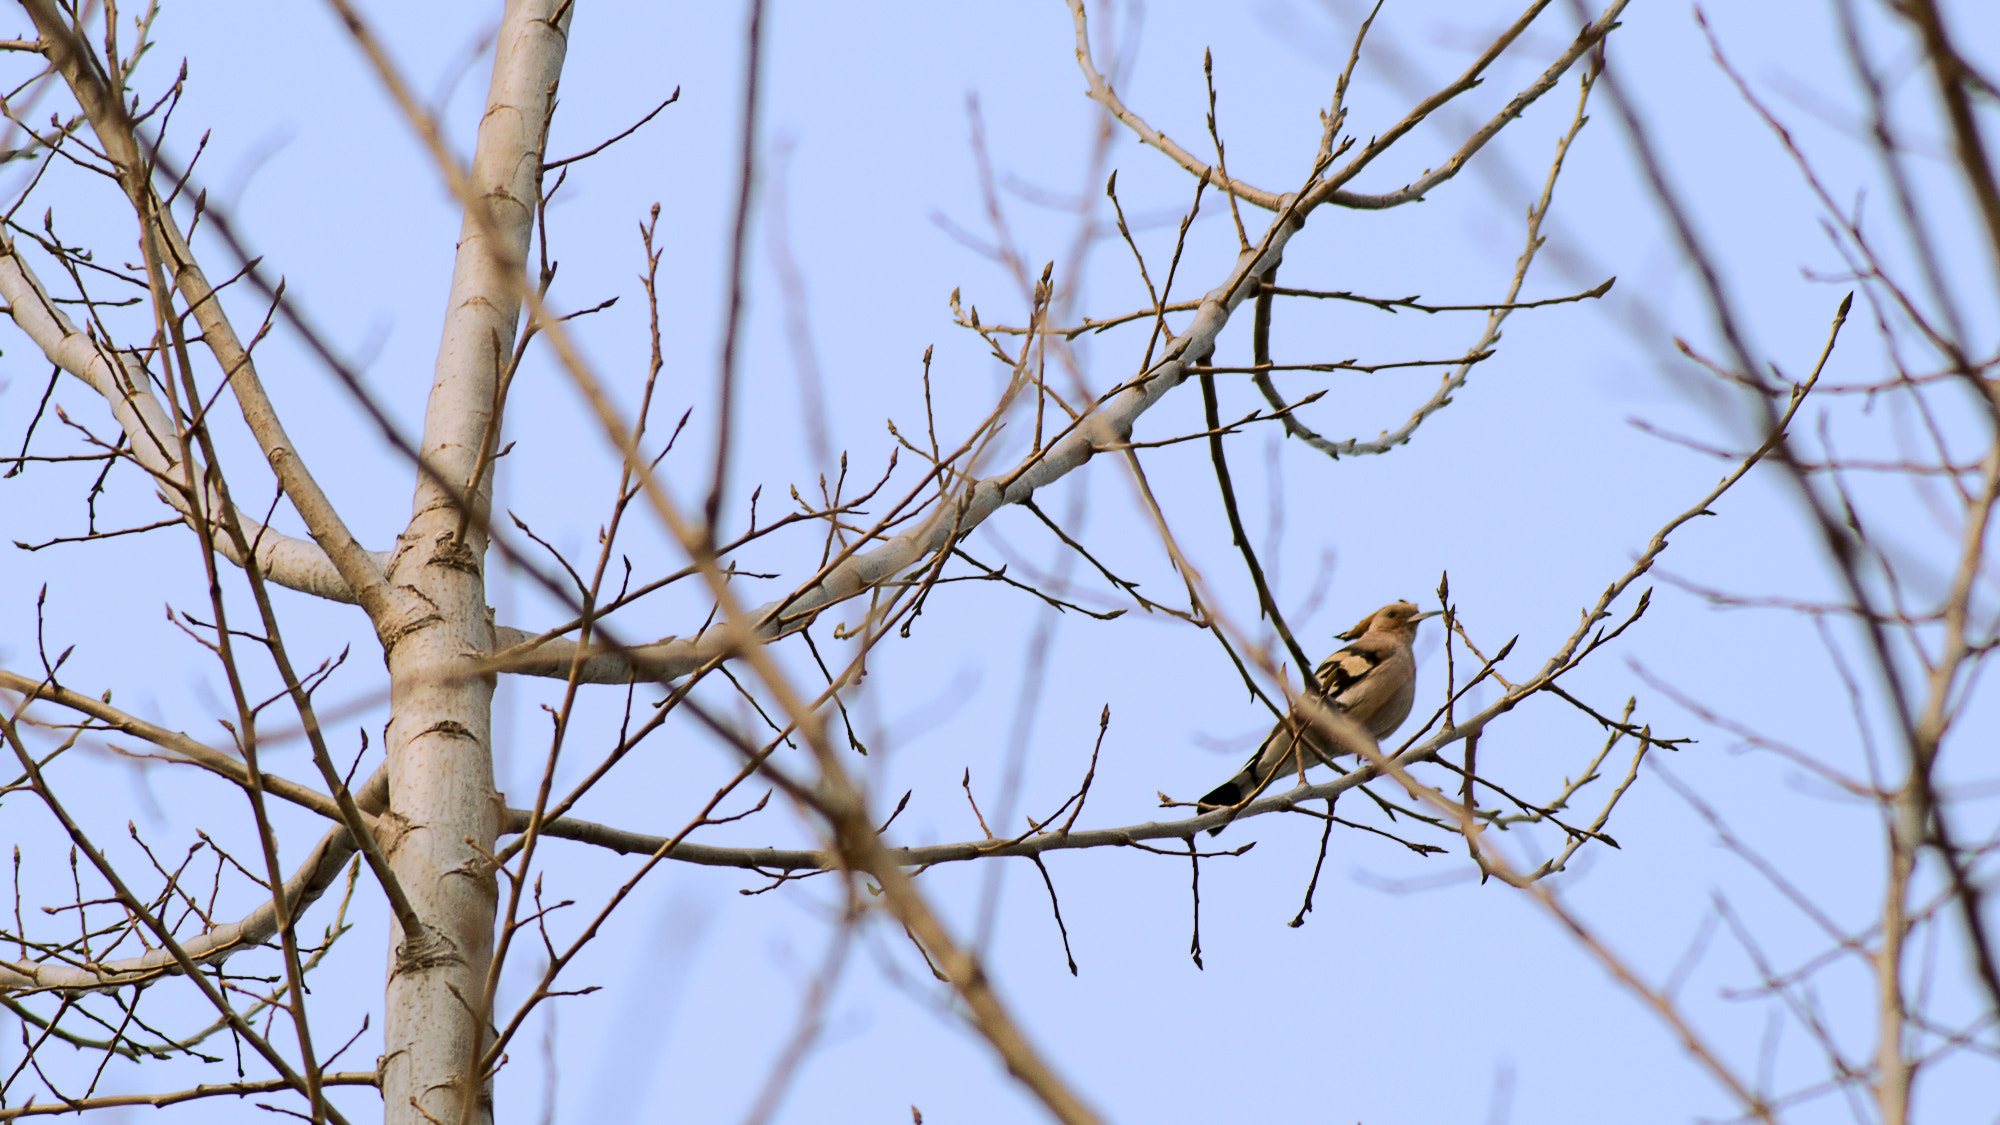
(1313, 644, 1383, 699)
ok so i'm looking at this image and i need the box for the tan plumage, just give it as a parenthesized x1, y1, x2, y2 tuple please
(1198, 601, 1438, 834)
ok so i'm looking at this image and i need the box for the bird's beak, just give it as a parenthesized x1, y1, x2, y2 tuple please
(1413, 609, 1444, 622)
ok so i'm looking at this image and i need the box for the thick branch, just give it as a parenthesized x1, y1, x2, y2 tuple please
(17, 1, 398, 614)
(515, 286, 1838, 872)
(498, 198, 1312, 683)
(0, 241, 378, 603)
(489, 0, 1630, 685)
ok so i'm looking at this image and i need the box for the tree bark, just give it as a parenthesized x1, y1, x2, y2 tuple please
(379, 5, 569, 1123)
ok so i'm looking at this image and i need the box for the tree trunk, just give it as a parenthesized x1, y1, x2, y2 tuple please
(379, 5, 569, 1123)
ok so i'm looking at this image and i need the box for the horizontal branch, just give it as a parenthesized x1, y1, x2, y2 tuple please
(1189, 352, 1493, 375)
(975, 277, 1612, 340)
(503, 742, 1414, 871)
(504, 277, 1824, 871)
(1091, 390, 1328, 451)
(0, 1073, 379, 1121)
(982, 299, 1204, 339)
(1263, 276, 1614, 314)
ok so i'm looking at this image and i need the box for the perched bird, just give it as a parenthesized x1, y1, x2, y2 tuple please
(1198, 601, 1439, 834)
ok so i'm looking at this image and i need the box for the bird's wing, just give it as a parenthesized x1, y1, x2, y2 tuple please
(1200, 637, 1402, 835)
(1314, 635, 1394, 701)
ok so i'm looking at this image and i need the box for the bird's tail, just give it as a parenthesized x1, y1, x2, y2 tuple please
(1196, 769, 1258, 837)
(1199, 724, 1324, 835)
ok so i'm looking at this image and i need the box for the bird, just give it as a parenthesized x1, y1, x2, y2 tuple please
(1197, 601, 1439, 834)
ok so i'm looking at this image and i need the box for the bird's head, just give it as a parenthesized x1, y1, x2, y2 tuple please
(1337, 600, 1443, 641)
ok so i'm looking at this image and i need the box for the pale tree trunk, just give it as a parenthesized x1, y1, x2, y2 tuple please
(378, 5, 570, 1123)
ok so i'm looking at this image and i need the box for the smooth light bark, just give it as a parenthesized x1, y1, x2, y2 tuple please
(377, 4, 569, 1123)
(0, 240, 376, 603)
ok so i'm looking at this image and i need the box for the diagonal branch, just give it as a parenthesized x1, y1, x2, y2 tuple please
(0, 767, 385, 994)
(0, 240, 377, 603)
(0, 668, 359, 826)
(493, 170, 1315, 685)
(1256, 53, 1603, 459)
(482, 0, 1626, 687)
(17, 0, 398, 619)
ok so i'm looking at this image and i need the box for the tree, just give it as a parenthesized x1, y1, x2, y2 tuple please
(0, 1, 1992, 1123)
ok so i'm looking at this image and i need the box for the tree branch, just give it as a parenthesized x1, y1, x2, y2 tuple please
(20, 0, 400, 623)
(0, 241, 378, 603)
(0, 769, 385, 994)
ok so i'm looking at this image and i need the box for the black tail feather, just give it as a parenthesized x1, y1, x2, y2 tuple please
(1198, 779, 1245, 836)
